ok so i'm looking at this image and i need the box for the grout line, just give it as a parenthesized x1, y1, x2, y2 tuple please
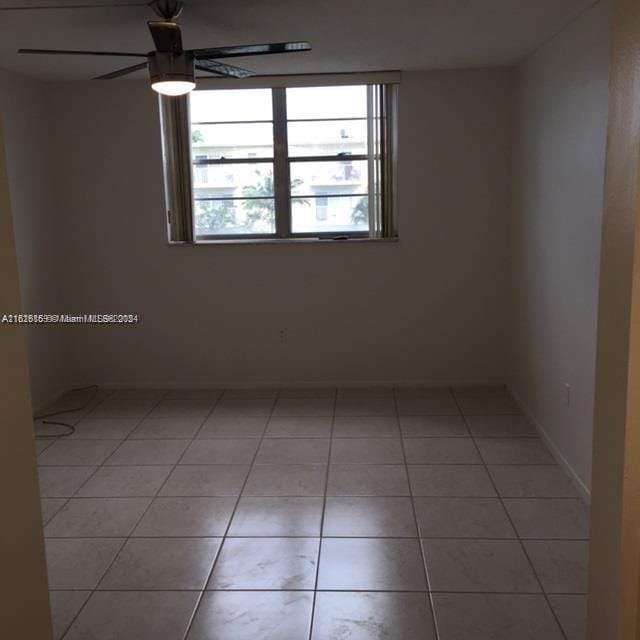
(180, 390, 279, 640)
(394, 386, 442, 640)
(43, 386, 587, 638)
(307, 386, 338, 640)
(58, 388, 172, 640)
(450, 390, 570, 640)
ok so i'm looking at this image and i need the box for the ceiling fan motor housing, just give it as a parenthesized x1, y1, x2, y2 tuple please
(148, 50, 195, 85)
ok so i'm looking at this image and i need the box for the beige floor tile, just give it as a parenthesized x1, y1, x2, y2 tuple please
(99, 537, 221, 590)
(129, 417, 203, 439)
(90, 397, 159, 418)
(197, 415, 267, 438)
(159, 465, 249, 496)
(333, 416, 400, 438)
(38, 440, 120, 466)
(229, 496, 324, 536)
(213, 398, 275, 416)
(467, 414, 537, 437)
(44, 497, 151, 537)
(414, 498, 516, 538)
(188, 591, 313, 640)
(49, 591, 91, 640)
(75, 465, 172, 497)
(41, 498, 68, 525)
(458, 395, 521, 415)
(244, 464, 327, 496)
(255, 438, 330, 464)
(317, 538, 426, 590)
(335, 397, 396, 416)
(488, 465, 581, 497)
(133, 497, 236, 536)
(273, 397, 334, 417)
(399, 415, 469, 437)
(523, 540, 589, 593)
(69, 418, 140, 439)
(403, 437, 482, 464)
(396, 397, 460, 416)
(311, 592, 435, 640)
(408, 465, 496, 497)
(208, 537, 319, 589)
(549, 594, 587, 640)
(38, 466, 97, 497)
(265, 417, 332, 438)
(45, 538, 124, 589)
(331, 438, 404, 464)
(105, 439, 190, 465)
(327, 464, 409, 496)
(147, 398, 214, 420)
(323, 497, 417, 537)
(433, 594, 564, 640)
(180, 439, 258, 464)
(424, 539, 540, 593)
(64, 591, 199, 640)
(475, 438, 555, 465)
(504, 499, 590, 539)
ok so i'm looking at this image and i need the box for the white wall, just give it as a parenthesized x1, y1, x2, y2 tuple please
(510, 0, 612, 492)
(50, 69, 513, 388)
(0, 70, 67, 410)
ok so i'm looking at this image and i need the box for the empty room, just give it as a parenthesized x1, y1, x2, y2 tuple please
(2, 0, 640, 639)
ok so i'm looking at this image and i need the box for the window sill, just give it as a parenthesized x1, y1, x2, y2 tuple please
(168, 237, 399, 246)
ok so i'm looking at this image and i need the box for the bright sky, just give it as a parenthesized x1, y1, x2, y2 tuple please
(189, 85, 368, 123)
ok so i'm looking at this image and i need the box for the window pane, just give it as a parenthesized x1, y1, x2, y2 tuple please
(286, 85, 368, 120)
(192, 123, 274, 159)
(190, 89, 273, 123)
(194, 198, 275, 235)
(288, 120, 367, 157)
(290, 160, 368, 196)
(192, 163, 274, 197)
(291, 195, 369, 234)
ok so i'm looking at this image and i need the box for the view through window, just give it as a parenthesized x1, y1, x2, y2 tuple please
(187, 83, 394, 240)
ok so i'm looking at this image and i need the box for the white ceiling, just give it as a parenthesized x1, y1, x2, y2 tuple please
(0, 0, 597, 81)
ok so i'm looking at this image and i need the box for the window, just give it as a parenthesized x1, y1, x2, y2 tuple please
(161, 77, 397, 243)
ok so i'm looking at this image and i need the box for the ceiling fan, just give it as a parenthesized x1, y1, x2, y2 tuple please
(17, 0, 312, 96)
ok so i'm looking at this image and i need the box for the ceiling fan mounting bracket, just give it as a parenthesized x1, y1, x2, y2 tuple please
(150, 0, 184, 21)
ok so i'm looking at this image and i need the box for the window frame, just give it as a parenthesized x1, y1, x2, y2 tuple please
(161, 74, 399, 244)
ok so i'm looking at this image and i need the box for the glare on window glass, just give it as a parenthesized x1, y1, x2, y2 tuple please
(190, 88, 273, 122)
(286, 85, 368, 120)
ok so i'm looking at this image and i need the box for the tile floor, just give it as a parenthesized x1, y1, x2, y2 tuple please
(35, 385, 589, 640)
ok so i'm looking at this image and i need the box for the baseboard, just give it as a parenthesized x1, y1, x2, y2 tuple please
(84, 378, 507, 390)
(32, 385, 75, 417)
(508, 385, 591, 503)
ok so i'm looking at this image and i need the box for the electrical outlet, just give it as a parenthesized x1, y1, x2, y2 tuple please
(565, 383, 572, 407)
(278, 329, 286, 343)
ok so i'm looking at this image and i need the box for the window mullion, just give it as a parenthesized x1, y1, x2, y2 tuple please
(272, 88, 291, 238)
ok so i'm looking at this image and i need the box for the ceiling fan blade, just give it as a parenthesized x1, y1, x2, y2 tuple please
(192, 41, 311, 60)
(0, 2, 146, 10)
(19, 48, 147, 58)
(195, 60, 254, 79)
(148, 20, 183, 53)
(94, 61, 148, 79)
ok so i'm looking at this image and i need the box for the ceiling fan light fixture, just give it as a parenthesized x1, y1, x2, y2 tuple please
(149, 50, 195, 96)
(151, 79, 195, 96)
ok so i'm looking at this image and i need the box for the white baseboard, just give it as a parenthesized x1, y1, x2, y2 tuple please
(508, 385, 591, 503)
(81, 378, 507, 391)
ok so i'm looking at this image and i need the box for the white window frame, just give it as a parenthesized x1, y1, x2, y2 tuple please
(160, 73, 399, 244)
